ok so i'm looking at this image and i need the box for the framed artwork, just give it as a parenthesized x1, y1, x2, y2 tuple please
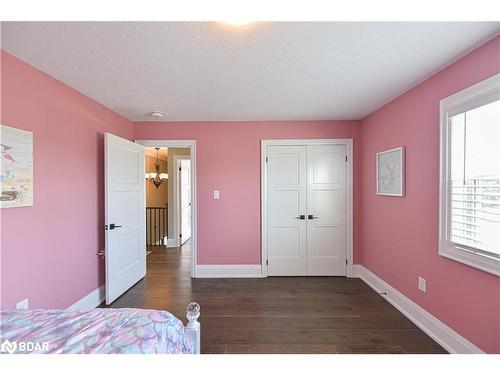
(1, 125, 34, 208)
(376, 146, 405, 196)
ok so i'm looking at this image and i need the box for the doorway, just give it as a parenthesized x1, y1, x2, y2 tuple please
(137, 140, 197, 278)
(104, 135, 197, 305)
(261, 139, 353, 277)
(145, 147, 168, 248)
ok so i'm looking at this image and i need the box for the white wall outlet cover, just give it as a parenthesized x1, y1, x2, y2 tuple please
(418, 277, 426, 292)
(213, 190, 220, 200)
(16, 298, 29, 310)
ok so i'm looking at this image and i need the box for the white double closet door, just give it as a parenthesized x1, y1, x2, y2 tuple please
(267, 144, 348, 276)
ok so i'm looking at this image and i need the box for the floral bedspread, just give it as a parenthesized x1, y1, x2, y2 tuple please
(0, 308, 192, 354)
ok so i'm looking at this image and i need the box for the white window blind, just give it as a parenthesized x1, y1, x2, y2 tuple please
(449, 99, 500, 259)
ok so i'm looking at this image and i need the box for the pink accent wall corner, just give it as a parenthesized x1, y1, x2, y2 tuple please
(0, 50, 134, 309)
(359, 36, 500, 353)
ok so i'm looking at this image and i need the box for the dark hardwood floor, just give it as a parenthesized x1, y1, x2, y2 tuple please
(106, 241, 447, 354)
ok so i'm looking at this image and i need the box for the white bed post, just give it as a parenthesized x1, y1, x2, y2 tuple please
(186, 302, 201, 354)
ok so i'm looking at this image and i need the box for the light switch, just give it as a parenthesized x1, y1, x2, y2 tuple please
(418, 277, 426, 292)
(213, 190, 220, 200)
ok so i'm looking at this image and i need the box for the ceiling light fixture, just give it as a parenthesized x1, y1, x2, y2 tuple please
(150, 111, 164, 119)
(224, 20, 252, 26)
(145, 147, 168, 188)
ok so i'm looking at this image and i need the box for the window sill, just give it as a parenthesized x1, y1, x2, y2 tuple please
(439, 244, 500, 277)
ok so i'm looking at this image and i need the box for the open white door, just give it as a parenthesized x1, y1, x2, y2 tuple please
(180, 159, 192, 244)
(105, 133, 146, 304)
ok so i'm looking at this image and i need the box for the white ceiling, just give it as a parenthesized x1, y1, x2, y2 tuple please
(2, 22, 498, 121)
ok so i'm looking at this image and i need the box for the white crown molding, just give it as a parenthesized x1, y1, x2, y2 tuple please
(67, 285, 105, 311)
(352, 265, 485, 354)
(195, 265, 263, 278)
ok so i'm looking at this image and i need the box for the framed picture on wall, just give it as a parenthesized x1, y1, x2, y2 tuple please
(1, 124, 34, 208)
(376, 146, 405, 197)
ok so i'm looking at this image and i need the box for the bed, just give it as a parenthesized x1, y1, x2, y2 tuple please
(0, 302, 201, 354)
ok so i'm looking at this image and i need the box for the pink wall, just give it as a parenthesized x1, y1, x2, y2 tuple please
(0, 51, 134, 309)
(360, 36, 500, 353)
(134, 121, 362, 265)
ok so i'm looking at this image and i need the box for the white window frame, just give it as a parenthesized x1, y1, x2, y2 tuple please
(439, 73, 500, 276)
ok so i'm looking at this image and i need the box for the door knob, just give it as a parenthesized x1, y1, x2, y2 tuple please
(109, 223, 122, 230)
(308, 215, 319, 220)
(294, 215, 306, 220)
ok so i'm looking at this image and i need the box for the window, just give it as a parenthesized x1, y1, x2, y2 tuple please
(439, 74, 500, 276)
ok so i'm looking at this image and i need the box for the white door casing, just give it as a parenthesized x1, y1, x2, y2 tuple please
(105, 133, 146, 304)
(180, 159, 192, 244)
(306, 145, 347, 276)
(267, 145, 307, 276)
(262, 139, 353, 278)
(136, 140, 197, 278)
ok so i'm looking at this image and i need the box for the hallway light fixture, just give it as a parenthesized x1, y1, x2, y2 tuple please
(146, 147, 168, 188)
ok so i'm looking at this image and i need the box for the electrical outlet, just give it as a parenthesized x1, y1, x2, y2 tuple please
(213, 190, 220, 200)
(418, 277, 426, 292)
(16, 298, 29, 310)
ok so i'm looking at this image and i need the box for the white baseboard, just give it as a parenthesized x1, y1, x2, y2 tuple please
(67, 285, 105, 311)
(352, 265, 484, 354)
(195, 264, 262, 278)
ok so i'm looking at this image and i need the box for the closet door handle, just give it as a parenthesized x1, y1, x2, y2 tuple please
(308, 215, 319, 220)
(295, 215, 306, 220)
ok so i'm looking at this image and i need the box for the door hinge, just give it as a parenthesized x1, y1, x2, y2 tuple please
(265, 156, 268, 163)
(266, 259, 268, 265)
(345, 155, 348, 162)
(346, 259, 348, 265)
(179, 166, 182, 171)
